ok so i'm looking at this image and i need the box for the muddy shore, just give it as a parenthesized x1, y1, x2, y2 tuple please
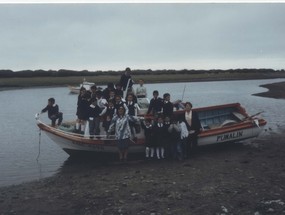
(0, 82, 285, 215)
(253, 81, 285, 99)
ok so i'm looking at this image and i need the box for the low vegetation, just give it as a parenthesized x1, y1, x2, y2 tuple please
(0, 68, 285, 88)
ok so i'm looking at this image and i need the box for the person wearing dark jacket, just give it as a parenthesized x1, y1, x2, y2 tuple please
(41, 97, 63, 127)
(147, 90, 163, 117)
(180, 102, 202, 156)
(120, 67, 134, 91)
(153, 115, 168, 159)
(88, 98, 103, 136)
(162, 93, 174, 118)
(75, 87, 90, 133)
(141, 118, 155, 159)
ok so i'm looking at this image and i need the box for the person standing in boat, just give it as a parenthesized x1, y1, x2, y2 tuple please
(102, 99, 116, 134)
(88, 98, 104, 137)
(181, 102, 202, 156)
(89, 85, 98, 99)
(115, 83, 124, 98)
(41, 97, 63, 127)
(147, 90, 163, 117)
(114, 94, 128, 115)
(75, 87, 90, 134)
(102, 82, 115, 101)
(135, 79, 147, 98)
(107, 105, 139, 162)
(126, 93, 140, 140)
(120, 67, 134, 91)
(162, 93, 174, 118)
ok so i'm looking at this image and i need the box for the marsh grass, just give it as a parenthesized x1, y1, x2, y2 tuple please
(1, 72, 285, 88)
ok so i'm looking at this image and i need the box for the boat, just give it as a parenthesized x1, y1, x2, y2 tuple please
(35, 102, 267, 156)
(68, 79, 95, 94)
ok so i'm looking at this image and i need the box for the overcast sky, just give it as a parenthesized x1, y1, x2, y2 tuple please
(0, 3, 284, 71)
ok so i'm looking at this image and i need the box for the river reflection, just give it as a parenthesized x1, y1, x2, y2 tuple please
(0, 78, 285, 187)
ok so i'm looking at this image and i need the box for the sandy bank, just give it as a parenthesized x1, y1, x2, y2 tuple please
(253, 81, 285, 99)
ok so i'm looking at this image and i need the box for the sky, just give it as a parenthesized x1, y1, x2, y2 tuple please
(0, 2, 284, 71)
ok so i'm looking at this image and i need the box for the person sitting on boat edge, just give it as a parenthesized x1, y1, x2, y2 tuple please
(107, 105, 139, 162)
(41, 97, 63, 127)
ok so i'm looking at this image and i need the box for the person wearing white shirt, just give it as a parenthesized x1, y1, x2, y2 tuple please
(136, 79, 147, 98)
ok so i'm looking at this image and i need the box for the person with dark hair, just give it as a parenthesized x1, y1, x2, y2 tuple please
(108, 89, 116, 104)
(41, 97, 63, 127)
(119, 67, 134, 91)
(90, 85, 97, 99)
(108, 106, 139, 162)
(125, 89, 137, 103)
(115, 83, 124, 97)
(126, 93, 140, 140)
(162, 93, 174, 118)
(102, 99, 116, 134)
(168, 117, 181, 160)
(88, 98, 103, 137)
(181, 102, 202, 156)
(153, 115, 168, 159)
(102, 82, 114, 100)
(95, 90, 108, 111)
(114, 94, 128, 115)
(75, 87, 90, 134)
(147, 90, 163, 117)
(141, 118, 155, 159)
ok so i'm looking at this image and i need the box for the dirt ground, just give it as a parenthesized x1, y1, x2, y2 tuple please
(0, 82, 285, 215)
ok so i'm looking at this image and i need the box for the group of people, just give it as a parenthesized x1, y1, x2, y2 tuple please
(142, 90, 202, 161)
(41, 67, 202, 162)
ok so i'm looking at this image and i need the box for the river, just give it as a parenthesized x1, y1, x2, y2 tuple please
(0, 78, 285, 187)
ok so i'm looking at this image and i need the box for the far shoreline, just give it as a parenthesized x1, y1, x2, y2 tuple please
(1, 75, 285, 100)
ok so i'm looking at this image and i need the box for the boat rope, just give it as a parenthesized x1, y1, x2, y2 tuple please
(36, 128, 42, 161)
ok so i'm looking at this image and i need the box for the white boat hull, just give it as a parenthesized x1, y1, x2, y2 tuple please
(36, 102, 267, 156)
(198, 126, 263, 146)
